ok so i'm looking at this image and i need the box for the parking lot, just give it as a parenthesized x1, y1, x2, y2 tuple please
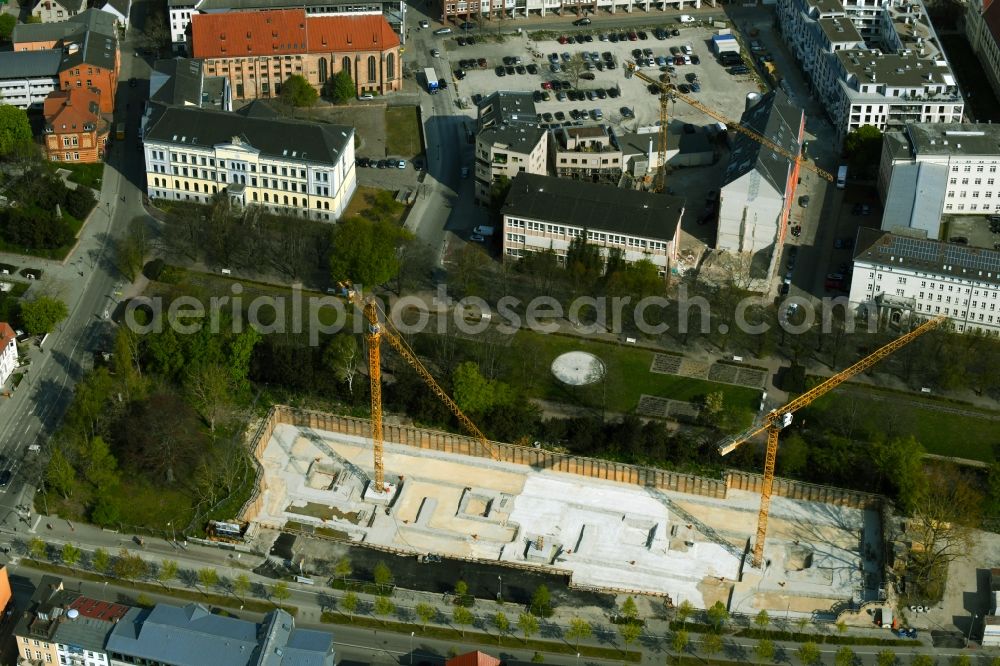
(441, 24, 762, 130)
(432, 24, 764, 248)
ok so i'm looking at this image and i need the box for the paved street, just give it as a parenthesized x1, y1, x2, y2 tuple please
(0, 1, 153, 527)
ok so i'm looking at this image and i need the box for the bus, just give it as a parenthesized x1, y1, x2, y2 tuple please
(115, 122, 125, 140)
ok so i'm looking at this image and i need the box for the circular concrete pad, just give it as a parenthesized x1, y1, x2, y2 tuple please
(551, 351, 606, 386)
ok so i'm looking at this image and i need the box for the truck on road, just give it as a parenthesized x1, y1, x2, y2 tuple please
(424, 67, 439, 93)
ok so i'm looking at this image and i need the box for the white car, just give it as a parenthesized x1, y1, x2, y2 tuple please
(357, 93, 374, 101)
(419, 19, 429, 28)
(470, 234, 485, 242)
(396, 160, 406, 169)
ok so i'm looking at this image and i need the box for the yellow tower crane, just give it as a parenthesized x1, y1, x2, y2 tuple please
(357, 294, 499, 493)
(717, 316, 945, 568)
(624, 62, 835, 191)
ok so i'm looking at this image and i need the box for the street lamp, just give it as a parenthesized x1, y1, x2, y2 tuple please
(167, 521, 175, 542)
(575, 653, 579, 666)
(410, 631, 415, 666)
(497, 575, 502, 601)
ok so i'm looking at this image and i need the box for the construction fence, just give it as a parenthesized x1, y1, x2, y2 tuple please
(237, 406, 883, 523)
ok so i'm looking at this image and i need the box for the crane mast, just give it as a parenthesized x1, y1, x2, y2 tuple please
(356, 293, 499, 494)
(718, 316, 944, 567)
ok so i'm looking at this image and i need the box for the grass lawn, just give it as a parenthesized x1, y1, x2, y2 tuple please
(343, 185, 407, 225)
(0, 213, 82, 261)
(516, 331, 760, 419)
(804, 388, 998, 463)
(149, 265, 357, 330)
(56, 162, 105, 190)
(384, 106, 422, 158)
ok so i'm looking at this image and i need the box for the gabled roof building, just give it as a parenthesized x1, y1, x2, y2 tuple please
(501, 172, 683, 275)
(106, 603, 335, 665)
(188, 10, 401, 101)
(0, 50, 62, 109)
(717, 90, 805, 258)
(143, 104, 356, 221)
(168, 0, 406, 54)
(42, 86, 110, 163)
(12, 9, 121, 113)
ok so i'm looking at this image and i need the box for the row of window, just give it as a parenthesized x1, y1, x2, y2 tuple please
(951, 165, 999, 173)
(944, 203, 993, 211)
(948, 178, 996, 186)
(148, 190, 338, 220)
(945, 190, 994, 199)
(505, 218, 667, 250)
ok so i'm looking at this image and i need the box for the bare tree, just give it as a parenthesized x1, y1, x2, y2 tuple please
(185, 363, 234, 432)
(905, 465, 982, 601)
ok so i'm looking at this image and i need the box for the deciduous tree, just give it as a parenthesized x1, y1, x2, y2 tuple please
(834, 646, 856, 666)
(493, 611, 510, 643)
(92, 548, 110, 573)
(755, 638, 775, 662)
(19, 295, 68, 335)
(280, 75, 318, 107)
(341, 591, 358, 617)
(271, 581, 290, 608)
(0, 105, 32, 157)
(329, 217, 412, 287)
(702, 632, 722, 656)
(323, 334, 362, 394)
(671, 629, 689, 654)
(566, 618, 592, 649)
(61, 543, 81, 566)
(373, 595, 395, 624)
(453, 606, 474, 636)
(415, 602, 436, 630)
(325, 70, 355, 103)
(798, 641, 820, 666)
(518, 612, 539, 643)
(198, 568, 219, 590)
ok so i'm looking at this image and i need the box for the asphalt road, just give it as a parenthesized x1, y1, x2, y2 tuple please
(404, 11, 491, 265)
(0, 3, 154, 522)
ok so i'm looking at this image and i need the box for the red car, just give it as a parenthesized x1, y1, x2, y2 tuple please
(628, 31, 638, 41)
(541, 81, 553, 89)
(558, 35, 569, 44)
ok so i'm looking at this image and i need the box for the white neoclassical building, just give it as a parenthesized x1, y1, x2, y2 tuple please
(143, 104, 356, 222)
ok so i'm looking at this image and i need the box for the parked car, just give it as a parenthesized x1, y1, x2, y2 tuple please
(419, 19, 429, 28)
(526, 63, 538, 74)
(573, 16, 591, 25)
(580, 71, 596, 80)
(798, 195, 810, 208)
(620, 106, 634, 119)
(433, 27, 452, 35)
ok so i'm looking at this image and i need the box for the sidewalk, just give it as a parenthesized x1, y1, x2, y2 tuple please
(8, 520, 983, 665)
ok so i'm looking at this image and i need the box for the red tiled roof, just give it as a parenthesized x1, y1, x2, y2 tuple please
(69, 596, 130, 622)
(0, 323, 14, 351)
(43, 87, 102, 132)
(445, 652, 501, 666)
(307, 14, 399, 52)
(190, 9, 397, 59)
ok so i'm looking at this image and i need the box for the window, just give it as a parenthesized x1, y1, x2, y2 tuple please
(387, 53, 395, 79)
(367, 56, 377, 82)
(342, 56, 351, 80)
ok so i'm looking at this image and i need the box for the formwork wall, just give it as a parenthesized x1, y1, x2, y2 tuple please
(726, 470, 881, 509)
(237, 406, 883, 524)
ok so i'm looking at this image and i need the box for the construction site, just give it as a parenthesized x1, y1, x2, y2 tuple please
(247, 410, 881, 616)
(237, 305, 949, 617)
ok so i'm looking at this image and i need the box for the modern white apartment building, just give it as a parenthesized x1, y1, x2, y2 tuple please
(776, 0, 963, 143)
(849, 228, 1000, 335)
(440, 0, 699, 24)
(501, 172, 682, 275)
(965, 0, 1000, 104)
(143, 104, 356, 222)
(0, 51, 61, 109)
(168, 0, 405, 52)
(878, 123, 1000, 237)
(474, 91, 548, 205)
(0, 323, 17, 389)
